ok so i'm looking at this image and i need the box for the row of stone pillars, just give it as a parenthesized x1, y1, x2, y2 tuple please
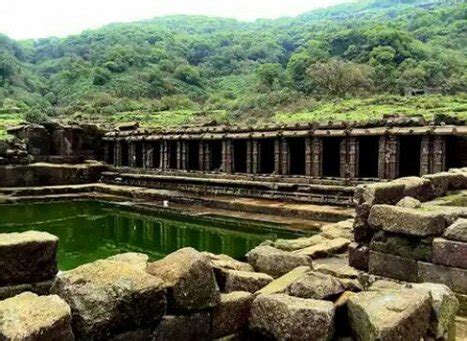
(104, 135, 448, 179)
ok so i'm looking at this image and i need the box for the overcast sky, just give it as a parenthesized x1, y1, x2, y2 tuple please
(2, 0, 349, 40)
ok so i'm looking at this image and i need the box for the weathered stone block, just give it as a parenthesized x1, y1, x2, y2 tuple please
(313, 256, 360, 279)
(408, 283, 459, 339)
(433, 238, 467, 269)
(271, 234, 326, 251)
(360, 182, 405, 206)
(396, 196, 421, 208)
(153, 312, 211, 341)
(370, 231, 432, 261)
(368, 251, 418, 282)
(51, 256, 166, 339)
(287, 271, 346, 300)
(393, 177, 434, 201)
(249, 294, 335, 341)
(348, 289, 432, 341)
(224, 270, 273, 293)
(203, 252, 254, 290)
(293, 237, 350, 259)
(368, 204, 445, 236)
(257, 266, 310, 295)
(444, 218, 467, 242)
(147, 247, 220, 311)
(211, 291, 254, 338)
(348, 242, 369, 271)
(0, 292, 73, 341)
(418, 261, 467, 294)
(321, 220, 354, 240)
(246, 245, 312, 278)
(0, 231, 58, 286)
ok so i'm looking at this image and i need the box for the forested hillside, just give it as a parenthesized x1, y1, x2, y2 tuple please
(0, 0, 465, 132)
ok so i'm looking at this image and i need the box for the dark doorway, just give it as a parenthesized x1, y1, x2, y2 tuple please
(446, 136, 467, 169)
(208, 141, 222, 171)
(399, 136, 421, 177)
(168, 141, 178, 169)
(233, 140, 247, 173)
(322, 137, 342, 177)
(135, 142, 144, 168)
(358, 136, 380, 178)
(152, 142, 161, 169)
(259, 139, 275, 174)
(108, 143, 114, 165)
(188, 141, 200, 171)
(121, 142, 129, 166)
(288, 138, 306, 175)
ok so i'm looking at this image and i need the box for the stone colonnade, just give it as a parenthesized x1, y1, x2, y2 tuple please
(103, 129, 465, 180)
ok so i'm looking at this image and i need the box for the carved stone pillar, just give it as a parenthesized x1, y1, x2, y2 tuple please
(252, 140, 259, 174)
(432, 136, 446, 173)
(204, 142, 211, 171)
(161, 141, 169, 170)
(128, 141, 136, 168)
(280, 138, 289, 175)
(420, 136, 431, 176)
(305, 137, 312, 176)
(347, 137, 358, 178)
(273, 139, 281, 175)
(222, 140, 233, 174)
(180, 141, 188, 171)
(176, 141, 182, 170)
(380, 135, 399, 179)
(145, 143, 154, 169)
(246, 140, 253, 174)
(199, 142, 205, 171)
(311, 137, 322, 177)
(114, 140, 122, 167)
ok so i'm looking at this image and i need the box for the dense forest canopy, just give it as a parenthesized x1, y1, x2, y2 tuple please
(0, 0, 465, 129)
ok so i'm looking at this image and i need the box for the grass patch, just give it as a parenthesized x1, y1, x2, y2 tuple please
(0, 113, 23, 141)
(274, 95, 467, 124)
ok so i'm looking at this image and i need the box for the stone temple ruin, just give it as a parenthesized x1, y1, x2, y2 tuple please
(0, 117, 466, 340)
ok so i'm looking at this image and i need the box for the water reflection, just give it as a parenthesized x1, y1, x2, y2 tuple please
(0, 201, 301, 270)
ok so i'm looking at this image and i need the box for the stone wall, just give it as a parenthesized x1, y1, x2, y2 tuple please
(0, 228, 461, 340)
(0, 162, 108, 187)
(350, 167, 467, 302)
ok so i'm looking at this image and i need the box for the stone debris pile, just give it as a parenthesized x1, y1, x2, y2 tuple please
(351, 167, 467, 312)
(0, 228, 462, 340)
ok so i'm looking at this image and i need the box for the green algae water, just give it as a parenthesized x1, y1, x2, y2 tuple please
(0, 200, 302, 270)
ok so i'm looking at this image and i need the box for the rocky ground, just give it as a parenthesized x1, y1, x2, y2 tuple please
(0, 220, 463, 340)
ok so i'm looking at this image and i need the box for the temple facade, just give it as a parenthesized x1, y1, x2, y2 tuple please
(103, 124, 467, 180)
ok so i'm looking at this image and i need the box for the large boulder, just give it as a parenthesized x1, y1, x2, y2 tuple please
(51, 255, 166, 339)
(107, 252, 148, 270)
(224, 270, 273, 293)
(0, 292, 73, 341)
(147, 247, 220, 311)
(246, 245, 312, 278)
(249, 294, 335, 340)
(368, 205, 445, 236)
(0, 231, 58, 285)
(287, 271, 346, 300)
(347, 289, 432, 341)
(211, 291, 254, 338)
(444, 218, 467, 242)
